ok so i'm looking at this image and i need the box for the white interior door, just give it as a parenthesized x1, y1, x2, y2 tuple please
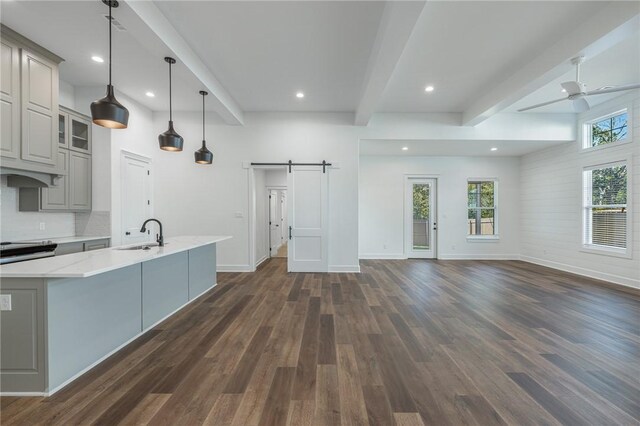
(287, 166, 328, 272)
(121, 152, 152, 245)
(405, 178, 437, 258)
(269, 189, 280, 255)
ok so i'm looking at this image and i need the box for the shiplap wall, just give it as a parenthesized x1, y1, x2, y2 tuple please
(520, 92, 640, 288)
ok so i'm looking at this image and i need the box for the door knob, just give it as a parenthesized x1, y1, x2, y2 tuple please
(125, 231, 131, 235)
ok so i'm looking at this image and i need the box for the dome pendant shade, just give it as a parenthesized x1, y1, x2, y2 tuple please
(195, 141, 213, 164)
(91, 84, 129, 129)
(91, 0, 128, 129)
(194, 90, 213, 164)
(159, 57, 183, 152)
(158, 120, 184, 151)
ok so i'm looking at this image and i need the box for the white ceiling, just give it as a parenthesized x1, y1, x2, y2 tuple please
(359, 139, 563, 157)
(509, 34, 640, 113)
(0, 0, 207, 112)
(1, 1, 637, 120)
(153, 1, 385, 112)
(377, 1, 611, 113)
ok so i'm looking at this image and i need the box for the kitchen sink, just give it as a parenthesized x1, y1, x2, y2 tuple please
(116, 243, 165, 251)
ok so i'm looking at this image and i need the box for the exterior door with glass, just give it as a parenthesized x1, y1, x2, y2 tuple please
(405, 178, 437, 258)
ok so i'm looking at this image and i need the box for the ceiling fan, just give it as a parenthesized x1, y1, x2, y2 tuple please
(518, 56, 640, 113)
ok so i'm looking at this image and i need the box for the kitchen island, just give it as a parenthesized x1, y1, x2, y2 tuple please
(0, 236, 230, 395)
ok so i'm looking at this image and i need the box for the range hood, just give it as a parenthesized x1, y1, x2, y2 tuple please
(0, 168, 64, 188)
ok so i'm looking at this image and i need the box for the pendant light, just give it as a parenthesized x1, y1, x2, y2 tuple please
(90, 0, 129, 129)
(158, 57, 183, 151)
(195, 91, 213, 165)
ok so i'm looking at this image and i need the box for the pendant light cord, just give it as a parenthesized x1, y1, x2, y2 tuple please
(202, 93, 206, 142)
(169, 62, 173, 122)
(108, 2, 112, 86)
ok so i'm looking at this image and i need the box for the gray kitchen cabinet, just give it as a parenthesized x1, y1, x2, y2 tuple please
(69, 151, 91, 211)
(20, 48, 59, 166)
(0, 25, 64, 179)
(84, 239, 109, 251)
(0, 38, 20, 159)
(19, 107, 92, 212)
(40, 149, 68, 210)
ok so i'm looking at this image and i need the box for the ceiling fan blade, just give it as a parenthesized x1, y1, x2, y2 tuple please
(585, 83, 640, 96)
(561, 81, 582, 95)
(573, 97, 590, 113)
(517, 97, 567, 112)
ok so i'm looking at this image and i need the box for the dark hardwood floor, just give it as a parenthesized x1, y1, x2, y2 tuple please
(2, 259, 639, 425)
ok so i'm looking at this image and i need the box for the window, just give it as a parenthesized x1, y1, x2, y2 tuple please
(583, 162, 628, 253)
(467, 180, 497, 237)
(583, 110, 628, 149)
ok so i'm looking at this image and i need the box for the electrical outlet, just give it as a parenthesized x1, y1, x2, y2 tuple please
(451, 244, 456, 250)
(0, 295, 12, 311)
(383, 244, 387, 249)
(234, 212, 244, 218)
(39, 222, 45, 230)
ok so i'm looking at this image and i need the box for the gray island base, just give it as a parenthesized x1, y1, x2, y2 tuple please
(0, 236, 230, 395)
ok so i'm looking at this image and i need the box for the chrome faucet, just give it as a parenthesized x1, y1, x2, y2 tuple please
(140, 218, 164, 247)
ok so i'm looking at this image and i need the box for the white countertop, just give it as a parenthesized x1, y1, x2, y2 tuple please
(0, 236, 231, 279)
(22, 235, 111, 245)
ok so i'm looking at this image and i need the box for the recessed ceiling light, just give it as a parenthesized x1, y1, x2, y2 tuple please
(145, 91, 155, 98)
(561, 88, 567, 93)
(491, 147, 498, 151)
(296, 92, 305, 98)
(402, 146, 409, 151)
(425, 85, 435, 92)
(91, 55, 104, 63)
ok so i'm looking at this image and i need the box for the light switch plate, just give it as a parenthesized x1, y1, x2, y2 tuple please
(0, 294, 12, 311)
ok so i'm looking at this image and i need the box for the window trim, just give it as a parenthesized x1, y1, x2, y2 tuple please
(580, 105, 632, 152)
(466, 178, 499, 241)
(580, 158, 632, 259)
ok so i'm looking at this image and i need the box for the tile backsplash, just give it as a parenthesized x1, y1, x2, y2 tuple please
(0, 176, 111, 242)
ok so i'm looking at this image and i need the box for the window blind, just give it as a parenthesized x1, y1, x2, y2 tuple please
(583, 163, 627, 250)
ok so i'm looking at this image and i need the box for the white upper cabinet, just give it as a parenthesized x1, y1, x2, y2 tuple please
(0, 38, 20, 159)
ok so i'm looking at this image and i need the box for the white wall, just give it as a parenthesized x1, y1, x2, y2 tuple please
(152, 112, 360, 272)
(59, 80, 75, 110)
(265, 168, 287, 187)
(359, 156, 521, 259)
(0, 176, 75, 241)
(520, 92, 640, 288)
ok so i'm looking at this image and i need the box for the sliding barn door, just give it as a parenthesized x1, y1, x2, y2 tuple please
(287, 166, 328, 272)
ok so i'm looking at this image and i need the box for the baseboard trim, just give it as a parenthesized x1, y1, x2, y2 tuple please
(0, 391, 47, 397)
(41, 282, 217, 397)
(329, 265, 361, 273)
(519, 256, 640, 289)
(359, 254, 407, 260)
(438, 254, 521, 260)
(217, 264, 252, 272)
(255, 255, 269, 268)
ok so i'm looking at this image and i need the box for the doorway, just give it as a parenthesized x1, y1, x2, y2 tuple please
(269, 188, 287, 258)
(120, 151, 152, 246)
(250, 163, 329, 272)
(405, 177, 437, 258)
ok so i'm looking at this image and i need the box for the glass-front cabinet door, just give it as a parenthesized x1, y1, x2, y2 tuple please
(70, 115, 91, 153)
(58, 113, 68, 148)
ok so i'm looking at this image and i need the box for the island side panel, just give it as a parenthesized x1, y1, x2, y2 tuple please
(0, 278, 47, 393)
(47, 264, 142, 391)
(188, 243, 217, 299)
(142, 251, 189, 330)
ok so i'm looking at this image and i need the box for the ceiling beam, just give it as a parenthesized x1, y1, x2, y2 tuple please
(354, 1, 426, 126)
(462, 3, 640, 126)
(126, 0, 244, 126)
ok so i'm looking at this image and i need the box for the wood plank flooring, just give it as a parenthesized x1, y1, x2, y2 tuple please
(2, 259, 639, 425)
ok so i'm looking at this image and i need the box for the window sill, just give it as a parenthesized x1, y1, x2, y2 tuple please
(580, 245, 631, 259)
(466, 235, 500, 242)
(581, 137, 631, 153)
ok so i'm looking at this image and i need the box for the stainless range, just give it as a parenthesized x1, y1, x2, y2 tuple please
(0, 241, 58, 264)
